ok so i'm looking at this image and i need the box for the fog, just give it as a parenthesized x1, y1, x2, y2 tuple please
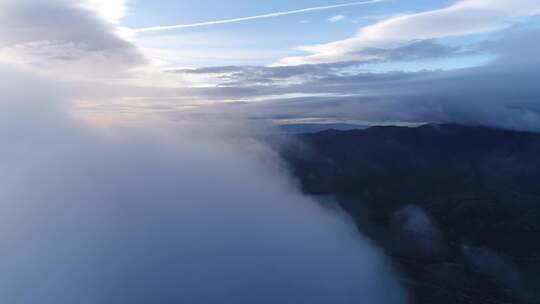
(0, 65, 405, 303)
(0, 1, 405, 302)
(390, 205, 443, 256)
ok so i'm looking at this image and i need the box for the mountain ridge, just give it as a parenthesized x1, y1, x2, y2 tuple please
(272, 123, 540, 304)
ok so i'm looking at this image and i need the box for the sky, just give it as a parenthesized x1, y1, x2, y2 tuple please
(1, 0, 540, 128)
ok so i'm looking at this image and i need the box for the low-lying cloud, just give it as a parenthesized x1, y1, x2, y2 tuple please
(0, 63, 405, 303)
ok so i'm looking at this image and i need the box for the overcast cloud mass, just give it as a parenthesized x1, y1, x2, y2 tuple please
(0, 65, 406, 303)
(0, 0, 408, 303)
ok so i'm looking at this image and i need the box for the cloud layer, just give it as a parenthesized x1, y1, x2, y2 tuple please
(168, 27, 540, 132)
(0, 61, 406, 304)
(0, 1, 406, 302)
(0, 0, 143, 76)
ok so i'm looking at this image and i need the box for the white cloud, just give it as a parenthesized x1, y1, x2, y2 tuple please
(80, 0, 128, 23)
(0, 0, 144, 77)
(328, 15, 346, 23)
(0, 57, 406, 304)
(280, 0, 540, 65)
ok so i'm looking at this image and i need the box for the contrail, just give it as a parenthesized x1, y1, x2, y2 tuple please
(134, 0, 384, 33)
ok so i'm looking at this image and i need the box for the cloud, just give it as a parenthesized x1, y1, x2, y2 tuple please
(165, 28, 540, 132)
(0, 0, 406, 298)
(359, 40, 464, 61)
(391, 205, 443, 255)
(280, 0, 540, 65)
(328, 15, 346, 23)
(81, 0, 128, 23)
(0, 62, 406, 304)
(134, 0, 384, 33)
(0, 0, 144, 76)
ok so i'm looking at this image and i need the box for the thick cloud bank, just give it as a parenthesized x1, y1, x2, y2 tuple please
(0, 0, 144, 75)
(0, 65, 405, 303)
(174, 29, 540, 132)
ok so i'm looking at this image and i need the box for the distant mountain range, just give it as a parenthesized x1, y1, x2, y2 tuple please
(278, 123, 368, 134)
(271, 124, 540, 304)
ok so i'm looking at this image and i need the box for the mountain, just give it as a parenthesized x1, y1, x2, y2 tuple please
(278, 123, 368, 134)
(272, 124, 540, 304)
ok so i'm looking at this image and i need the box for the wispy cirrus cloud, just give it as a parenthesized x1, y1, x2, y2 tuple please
(328, 15, 346, 23)
(133, 0, 384, 33)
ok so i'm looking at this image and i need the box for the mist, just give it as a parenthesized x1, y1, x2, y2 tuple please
(0, 64, 405, 303)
